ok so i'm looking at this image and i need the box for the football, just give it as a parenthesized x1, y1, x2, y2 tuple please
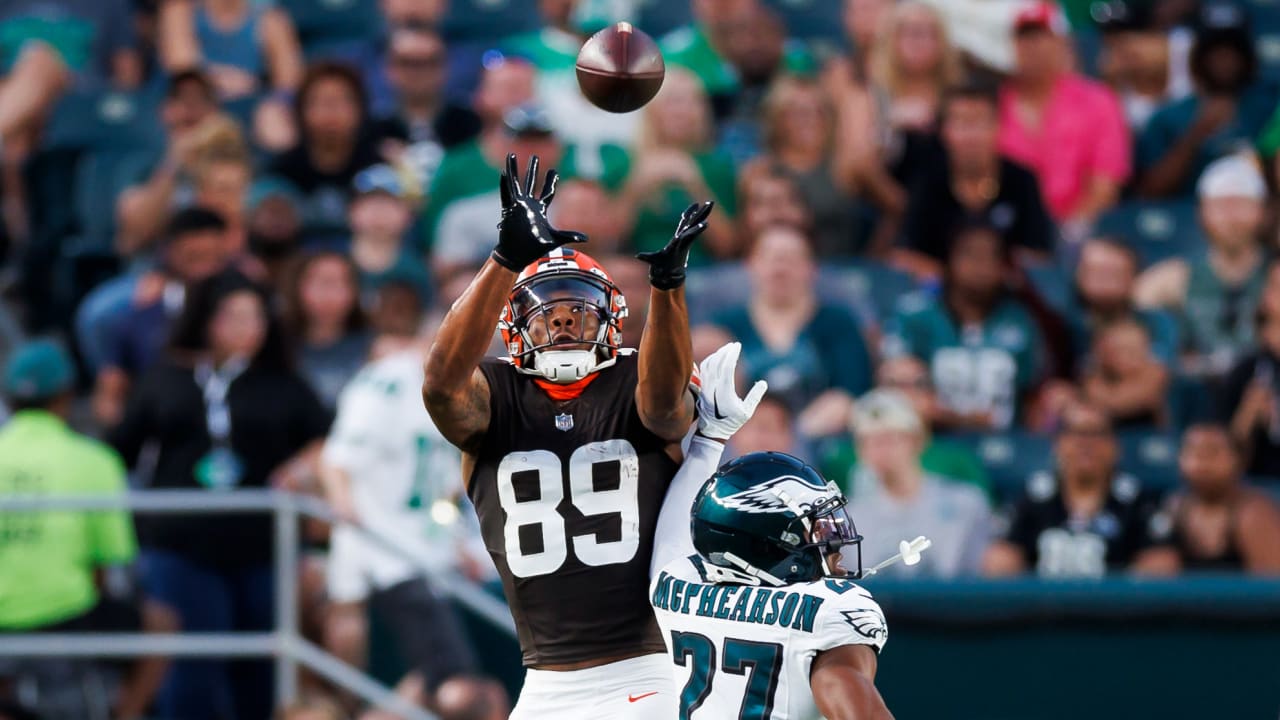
(575, 22, 665, 114)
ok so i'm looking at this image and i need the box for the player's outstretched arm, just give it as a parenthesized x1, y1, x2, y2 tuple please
(423, 260, 510, 450)
(634, 201, 714, 442)
(810, 644, 894, 720)
(651, 342, 767, 576)
(423, 154, 585, 451)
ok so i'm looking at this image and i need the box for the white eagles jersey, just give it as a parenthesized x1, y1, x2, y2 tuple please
(322, 350, 468, 597)
(650, 554, 888, 720)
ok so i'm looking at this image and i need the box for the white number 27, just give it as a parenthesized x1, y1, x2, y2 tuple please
(496, 439, 640, 578)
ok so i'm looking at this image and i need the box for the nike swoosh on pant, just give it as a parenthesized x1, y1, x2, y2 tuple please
(628, 691, 659, 703)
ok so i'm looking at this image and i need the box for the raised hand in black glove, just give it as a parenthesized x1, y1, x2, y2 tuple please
(635, 200, 714, 290)
(491, 153, 587, 272)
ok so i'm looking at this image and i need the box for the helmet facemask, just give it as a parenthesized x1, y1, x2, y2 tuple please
(503, 274, 624, 383)
(801, 495, 864, 580)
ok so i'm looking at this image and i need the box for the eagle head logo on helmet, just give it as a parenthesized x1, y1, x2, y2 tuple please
(499, 248, 628, 383)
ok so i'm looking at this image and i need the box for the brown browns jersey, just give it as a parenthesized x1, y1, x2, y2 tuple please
(471, 352, 680, 666)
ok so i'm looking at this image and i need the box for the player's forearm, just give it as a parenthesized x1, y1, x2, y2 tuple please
(424, 259, 516, 398)
(637, 286, 695, 439)
(812, 668, 894, 720)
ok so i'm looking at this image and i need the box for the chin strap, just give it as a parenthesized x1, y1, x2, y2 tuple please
(720, 551, 786, 587)
(516, 350, 618, 383)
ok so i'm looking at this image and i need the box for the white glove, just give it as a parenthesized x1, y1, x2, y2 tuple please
(695, 342, 767, 441)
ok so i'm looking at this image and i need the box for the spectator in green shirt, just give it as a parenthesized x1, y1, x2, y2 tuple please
(884, 222, 1047, 431)
(0, 339, 174, 720)
(696, 225, 873, 436)
(660, 0, 815, 106)
(659, 0, 755, 100)
(617, 68, 738, 262)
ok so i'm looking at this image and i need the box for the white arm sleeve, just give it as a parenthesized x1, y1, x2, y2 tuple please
(650, 434, 725, 578)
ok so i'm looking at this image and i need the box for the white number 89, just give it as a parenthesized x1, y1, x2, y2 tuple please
(495, 439, 640, 578)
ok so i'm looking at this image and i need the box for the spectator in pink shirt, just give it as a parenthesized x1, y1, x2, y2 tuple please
(998, 1, 1132, 233)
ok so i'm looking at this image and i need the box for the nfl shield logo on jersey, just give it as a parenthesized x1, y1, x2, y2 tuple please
(555, 413, 574, 432)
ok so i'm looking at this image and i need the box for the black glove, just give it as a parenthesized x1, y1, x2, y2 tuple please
(491, 153, 587, 272)
(635, 201, 714, 290)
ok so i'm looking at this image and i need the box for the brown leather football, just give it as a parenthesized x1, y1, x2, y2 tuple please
(575, 22, 665, 114)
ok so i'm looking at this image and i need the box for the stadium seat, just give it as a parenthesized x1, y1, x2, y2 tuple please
(1072, 28, 1104, 78)
(817, 264, 883, 329)
(277, 0, 380, 57)
(1116, 430, 1181, 490)
(762, 0, 845, 47)
(1256, 31, 1280, 81)
(949, 431, 1053, 503)
(1094, 200, 1201, 268)
(1241, 0, 1280, 31)
(819, 260, 918, 327)
(637, 0, 694, 38)
(441, 0, 541, 44)
(1168, 372, 1215, 429)
(1023, 263, 1072, 314)
(686, 262, 750, 326)
(40, 89, 163, 154)
(70, 150, 155, 257)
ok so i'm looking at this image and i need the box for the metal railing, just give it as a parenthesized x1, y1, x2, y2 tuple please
(0, 489, 517, 720)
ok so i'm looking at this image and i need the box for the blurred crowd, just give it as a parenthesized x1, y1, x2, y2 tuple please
(4, 0, 1280, 717)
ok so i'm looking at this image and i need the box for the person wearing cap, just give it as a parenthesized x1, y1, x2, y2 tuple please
(1135, 151, 1269, 376)
(1137, 1, 1276, 198)
(844, 389, 991, 578)
(418, 98, 628, 281)
(998, 0, 1132, 227)
(349, 163, 433, 307)
(0, 339, 175, 719)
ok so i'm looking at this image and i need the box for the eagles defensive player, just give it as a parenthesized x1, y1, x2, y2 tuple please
(423, 154, 711, 718)
(650, 346, 893, 720)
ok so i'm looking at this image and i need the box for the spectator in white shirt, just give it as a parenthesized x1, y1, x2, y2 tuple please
(320, 336, 506, 720)
(845, 389, 991, 578)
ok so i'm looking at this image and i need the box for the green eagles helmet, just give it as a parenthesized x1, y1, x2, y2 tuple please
(690, 451, 863, 585)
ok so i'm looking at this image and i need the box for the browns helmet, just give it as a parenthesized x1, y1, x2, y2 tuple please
(499, 248, 628, 383)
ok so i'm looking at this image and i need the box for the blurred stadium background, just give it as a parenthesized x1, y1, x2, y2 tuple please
(1, 0, 1279, 718)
